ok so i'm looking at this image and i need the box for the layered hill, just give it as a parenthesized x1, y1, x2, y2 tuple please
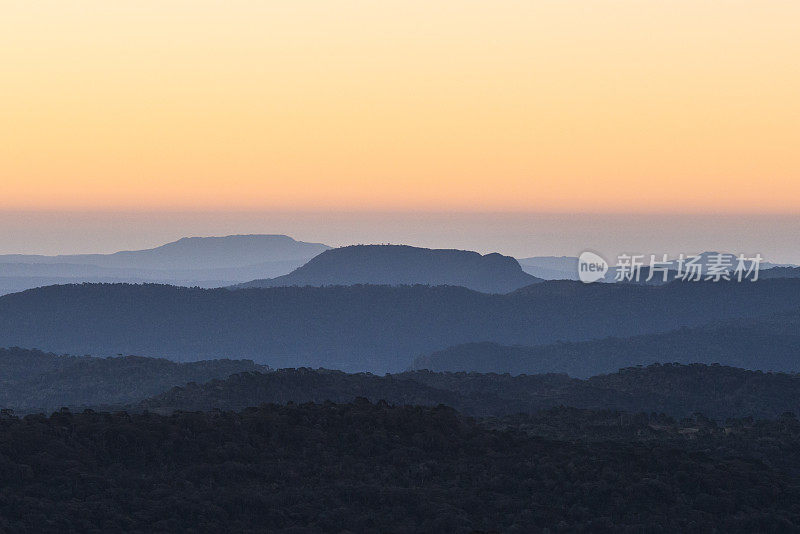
(140, 364, 800, 420)
(0, 347, 267, 412)
(517, 256, 580, 280)
(235, 244, 543, 293)
(3, 279, 800, 372)
(414, 309, 800, 377)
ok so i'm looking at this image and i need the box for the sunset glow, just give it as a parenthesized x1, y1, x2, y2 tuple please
(2, 1, 799, 213)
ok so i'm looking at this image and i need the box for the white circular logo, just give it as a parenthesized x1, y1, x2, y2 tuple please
(578, 251, 608, 283)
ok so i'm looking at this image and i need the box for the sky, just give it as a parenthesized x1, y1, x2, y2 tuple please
(1, 1, 799, 257)
(2, 211, 800, 265)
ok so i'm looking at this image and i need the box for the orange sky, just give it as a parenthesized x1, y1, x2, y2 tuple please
(2, 1, 799, 213)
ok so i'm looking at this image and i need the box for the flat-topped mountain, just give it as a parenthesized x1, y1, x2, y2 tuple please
(0, 235, 330, 294)
(235, 244, 543, 293)
(0, 234, 329, 270)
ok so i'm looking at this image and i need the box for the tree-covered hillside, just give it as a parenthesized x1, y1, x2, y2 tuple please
(0, 347, 267, 412)
(1, 401, 799, 533)
(414, 309, 800, 377)
(2, 279, 800, 372)
(140, 364, 800, 420)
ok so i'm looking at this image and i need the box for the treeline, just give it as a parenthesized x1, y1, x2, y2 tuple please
(1, 401, 799, 532)
(4, 352, 800, 420)
(141, 363, 800, 420)
(0, 347, 267, 412)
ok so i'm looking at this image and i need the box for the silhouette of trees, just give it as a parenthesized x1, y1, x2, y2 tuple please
(1, 401, 799, 532)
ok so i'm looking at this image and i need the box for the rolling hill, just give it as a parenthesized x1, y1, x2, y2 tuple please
(414, 309, 800, 377)
(2, 279, 800, 372)
(139, 364, 800, 420)
(0, 347, 268, 412)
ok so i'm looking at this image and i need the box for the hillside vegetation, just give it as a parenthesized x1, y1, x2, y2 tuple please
(414, 309, 800, 377)
(140, 364, 800, 421)
(2, 401, 799, 532)
(0, 347, 267, 412)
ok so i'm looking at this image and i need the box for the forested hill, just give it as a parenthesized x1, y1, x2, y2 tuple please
(2, 279, 800, 372)
(0, 347, 267, 412)
(140, 364, 800, 420)
(414, 308, 800, 377)
(234, 244, 542, 293)
(4, 401, 800, 532)
(5, 348, 800, 420)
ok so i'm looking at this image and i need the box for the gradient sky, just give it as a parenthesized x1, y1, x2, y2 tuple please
(2, 0, 799, 214)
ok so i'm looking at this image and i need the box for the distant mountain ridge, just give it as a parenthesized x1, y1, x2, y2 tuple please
(0, 235, 330, 295)
(517, 252, 798, 283)
(235, 244, 543, 293)
(517, 256, 580, 280)
(0, 234, 329, 270)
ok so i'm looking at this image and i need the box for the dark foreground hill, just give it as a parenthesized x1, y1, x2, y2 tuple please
(2, 401, 800, 533)
(3, 279, 800, 372)
(0, 347, 267, 412)
(235, 244, 543, 293)
(141, 364, 800, 420)
(414, 309, 800, 377)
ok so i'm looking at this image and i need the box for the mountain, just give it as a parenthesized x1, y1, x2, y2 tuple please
(235, 244, 543, 293)
(414, 309, 800, 377)
(0, 347, 268, 412)
(3, 279, 800, 372)
(0, 234, 329, 270)
(0, 235, 330, 295)
(517, 256, 580, 280)
(139, 364, 800, 421)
